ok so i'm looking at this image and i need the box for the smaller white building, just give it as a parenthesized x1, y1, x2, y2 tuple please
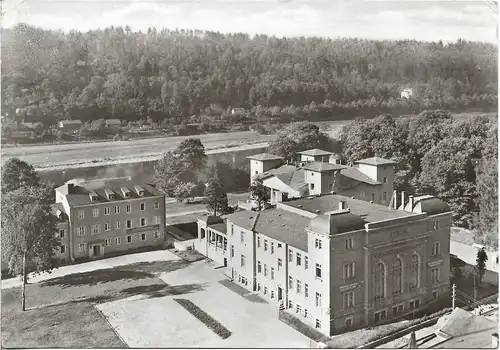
(401, 88, 413, 99)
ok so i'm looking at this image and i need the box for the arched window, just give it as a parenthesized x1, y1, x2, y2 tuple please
(374, 262, 385, 300)
(392, 258, 403, 295)
(200, 228, 206, 239)
(410, 254, 419, 289)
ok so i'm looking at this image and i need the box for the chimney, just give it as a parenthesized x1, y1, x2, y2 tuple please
(401, 191, 406, 209)
(67, 183, 74, 194)
(339, 200, 348, 211)
(492, 333, 499, 349)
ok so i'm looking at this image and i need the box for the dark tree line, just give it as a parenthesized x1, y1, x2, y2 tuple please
(2, 25, 497, 126)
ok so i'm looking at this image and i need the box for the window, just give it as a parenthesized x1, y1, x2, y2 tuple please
(289, 249, 293, 262)
(92, 225, 99, 234)
(344, 262, 355, 279)
(278, 243, 282, 248)
(383, 176, 388, 183)
(432, 290, 438, 300)
(257, 261, 262, 273)
(304, 256, 308, 269)
(105, 238, 111, 247)
(104, 207, 110, 215)
(140, 203, 145, 211)
(114, 205, 120, 214)
(141, 233, 146, 241)
(77, 226, 86, 236)
(297, 280, 301, 294)
(311, 183, 315, 190)
(410, 254, 419, 289)
(126, 204, 131, 213)
(115, 221, 121, 229)
(154, 201, 160, 209)
(257, 236, 260, 248)
(392, 259, 402, 295)
(241, 255, 245, 267)
(264, 264, 268, 276)
(345, 317, 353, 329)
(115, 237, 121, 245)
(374, 310, 386, 323)
(60, 245, 66, 254)
(104, 223, 111, 231)
(343, 291, 354, 309)
(296, 305, 301, 314)
(383, 192, 387, 201)
(345, 238, 353, 250)
(78, 243, 86, 252)
(257, 283, 261, 291)
(305, 284, 309, 297)
(374, 262, 386, 300)
(410, 300, 420, 310)
(289, 276, 293, 289)
(296, 252, 302, 266)
(264, 240, 268, 251)
(264, 287, 268, 295)
(433, 220, 439, 230)
(278, 258, 282, 270)
(231, 245, 234, 258)
(431, 267, 440, 283)
(315, 292, 321, 307)
(304, 309, 308, 318)
(392, 304, 404, 316)
(127, 235, 132, 243)
(289, 300, 293, 309)
(315, 238, 322, 249)
(201, 228, 206, 239)
(154, 231, 160, 239)
(432, 242, 440, 256)
(316, 263, 322, 279)
(271, 290, 274, 299)
(59, 229, 65, 238)
(271, 267, 275, 280)
(315, 319, 321, 329)
(271, 242, 274, 254)
(78, 210, 84, 219)
(126, 220, 133, 228)
(93, 208, 99, 217)
(140, 218, 147, 227)
(240, 231, 245, 243)
(372, 193, 376, 202)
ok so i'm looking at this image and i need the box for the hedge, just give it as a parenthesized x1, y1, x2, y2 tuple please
(278, 310, 330, 343)
(175, 298, 232, 339)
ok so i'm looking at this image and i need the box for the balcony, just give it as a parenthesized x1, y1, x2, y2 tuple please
(126, 224, 160, 234)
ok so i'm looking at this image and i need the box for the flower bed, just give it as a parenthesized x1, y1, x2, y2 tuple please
(174, 298, 232, 339)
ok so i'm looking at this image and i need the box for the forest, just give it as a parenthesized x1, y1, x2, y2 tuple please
(1, 24, 498, 126)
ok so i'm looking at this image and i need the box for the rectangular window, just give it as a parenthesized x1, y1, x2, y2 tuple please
(115, 221, 120, 229)
(316, 263, 322, 279)
(257, 236, 260, 248)
(383, 192, 387, 201)
(154, 201, 160, 209)
(59, 229, 65, 238)
(432, 242, 440, 256)
(374, 310, 387, 323)
(296, 305, 301, 314)
(271, 267, 275, 280)
(278, 258, 282, 270)
(271, 242, 274, 254)
(315, 319, 321, 329)
(241, 255, 245, 267)
(126, 220, 133, 228)
(92, 224, 99, 234)
(93, 208, 99, 217)
(257, 261, 262, 273)
(344, 262, 355, 279)
(289, 249, 293, 262)
(127, 235, 132, 243)
(104, 223, 111, 231)
(304, 256, 308, 269)
(264, 287, 268, 295)
(289, 300, 293, 309)
(345, 317, 353, 329)
(304, 309, 308, 318)
(140, 218, 147, 227)
(105, 238, 111, 247)
(152, 216, 161, 225)
(343, 291, 354, 309)
(433, 220, 439, 230)
(115, 237, 121, 245)
(296, 252, 302, 266)
(264, 264, 268, 276)
(315, 238, 322, 249)
(60, 245, 66, 254)
(231, 245, 234, 258)
(383, 176, 388, 183)
(77, 226, 86, 236)
(431, 267, 440, 283)
(114, 205, 120, 214)
(264, 240, 268, 251)
(316, 292, 321, 307)
(297, 280, 301, 294)
(104, 207, 110, 215)
(154, 231, 160, 239)
(289, 276, 293, 289)
(392, 304, 404, 316)
(78, 210, 84, 219)
(271, 290, 274, 299)
(126, 204, 131, 213)
(311, 183, 315, 190)
(345, 238, 353, 249)
(140, 203, 145, 211)
(240, 231, 245, 243)
(78, 243, 85, 252)
(141, 233, 146, 241)
(305, 283, 309, 297)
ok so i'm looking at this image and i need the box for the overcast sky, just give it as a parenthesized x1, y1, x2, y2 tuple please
(1, 0, 498, 43)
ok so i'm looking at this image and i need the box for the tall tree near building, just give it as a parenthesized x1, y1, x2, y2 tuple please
(1, 185, 59, 311)
(476, 247, 488, 285)
(1, 158, 40, 194)
(249, 177, 269, 211)
(205, 166, 230, 216)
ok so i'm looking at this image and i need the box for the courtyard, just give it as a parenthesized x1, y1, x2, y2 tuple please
(2, 250, 310, 348)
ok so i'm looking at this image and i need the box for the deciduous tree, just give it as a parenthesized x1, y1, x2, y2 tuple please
(1, 158, 40, 194)
(476, 247, 488, 285)
(249, 177, 270, 211)
(205, 166, 230, 216)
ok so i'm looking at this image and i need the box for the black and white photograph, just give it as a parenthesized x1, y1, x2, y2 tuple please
(0, 0, 498, 348)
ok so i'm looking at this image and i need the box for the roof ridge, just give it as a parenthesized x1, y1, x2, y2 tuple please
(250, 212, 261, 231)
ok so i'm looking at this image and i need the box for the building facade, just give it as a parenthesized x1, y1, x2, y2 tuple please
(195, 192, 452, 336)
(54, 177, 166, 262)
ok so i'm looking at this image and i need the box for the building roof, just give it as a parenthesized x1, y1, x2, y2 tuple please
(410, 195, 451, 215)
(338, 167, 381, 186)
(450, 241, 498, 273)
(281, 194, 418, 223)
(302, 161, 345, 173)
(50, 203, 66, 217)
(274, 169, 308, 191)
(261, 165, 297, 178)
(308, 212, 367, 235)
(208, 222, 227, 234)
(451, 227, 476, 245)
(247, 153, 283, 161)
(56, 177, 163, 207)
(297, 149, 333, 157)
(58, 120, 82, 125)
(355, 156, 396, 166)
(225, 209, 311, 251)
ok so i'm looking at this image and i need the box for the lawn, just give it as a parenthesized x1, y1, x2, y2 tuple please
(1, 260, 193, 348)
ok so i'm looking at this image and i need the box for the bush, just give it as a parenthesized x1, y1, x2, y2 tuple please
(278, 310, 329, 343)
(174, 299, 232, 339)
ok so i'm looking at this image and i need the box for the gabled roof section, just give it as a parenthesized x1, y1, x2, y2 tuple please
(355, 156, 396, 166)
(273, 169, 308, 191)
(297, 148, 333, 157)
(247, 153, 283, 161)
(302, 161, 345, 172)
(339, 167, 381, 186)
(439, 308, 496, 338)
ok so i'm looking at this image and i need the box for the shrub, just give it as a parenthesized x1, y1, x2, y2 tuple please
(174, 299, 232, 339)
(279, 310, 329, 343)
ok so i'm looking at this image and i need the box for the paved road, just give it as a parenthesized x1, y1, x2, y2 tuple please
(1, 131, 274, 168)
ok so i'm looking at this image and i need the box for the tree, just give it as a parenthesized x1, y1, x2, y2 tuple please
(173, 182, 197, 203)
(1, 185, 59, 311)
(249, 177, 269, 211)
(476, 247, 488, 285)
(1, 158, 40, 194)
(205, 166, 229, 216)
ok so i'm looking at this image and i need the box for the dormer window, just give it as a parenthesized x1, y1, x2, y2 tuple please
(89, 190, 98, 202)
(104, 188, 115, 200)
(134, 185, 145, 197)
(121, 186, 131, 198)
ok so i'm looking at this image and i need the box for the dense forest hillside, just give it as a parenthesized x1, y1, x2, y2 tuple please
(1, 24, 497, 125)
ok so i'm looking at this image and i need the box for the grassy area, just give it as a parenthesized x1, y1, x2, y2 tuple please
(1, 260, 197, 348)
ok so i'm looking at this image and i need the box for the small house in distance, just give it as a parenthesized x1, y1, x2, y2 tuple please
(105, 119, 122, 128)
(58, 120, 83, 133)
(401, 88, 413, 99)
(2, 122, 35, 140)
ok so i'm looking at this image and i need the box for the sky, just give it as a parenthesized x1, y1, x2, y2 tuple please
(1, 0, 498, 43)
